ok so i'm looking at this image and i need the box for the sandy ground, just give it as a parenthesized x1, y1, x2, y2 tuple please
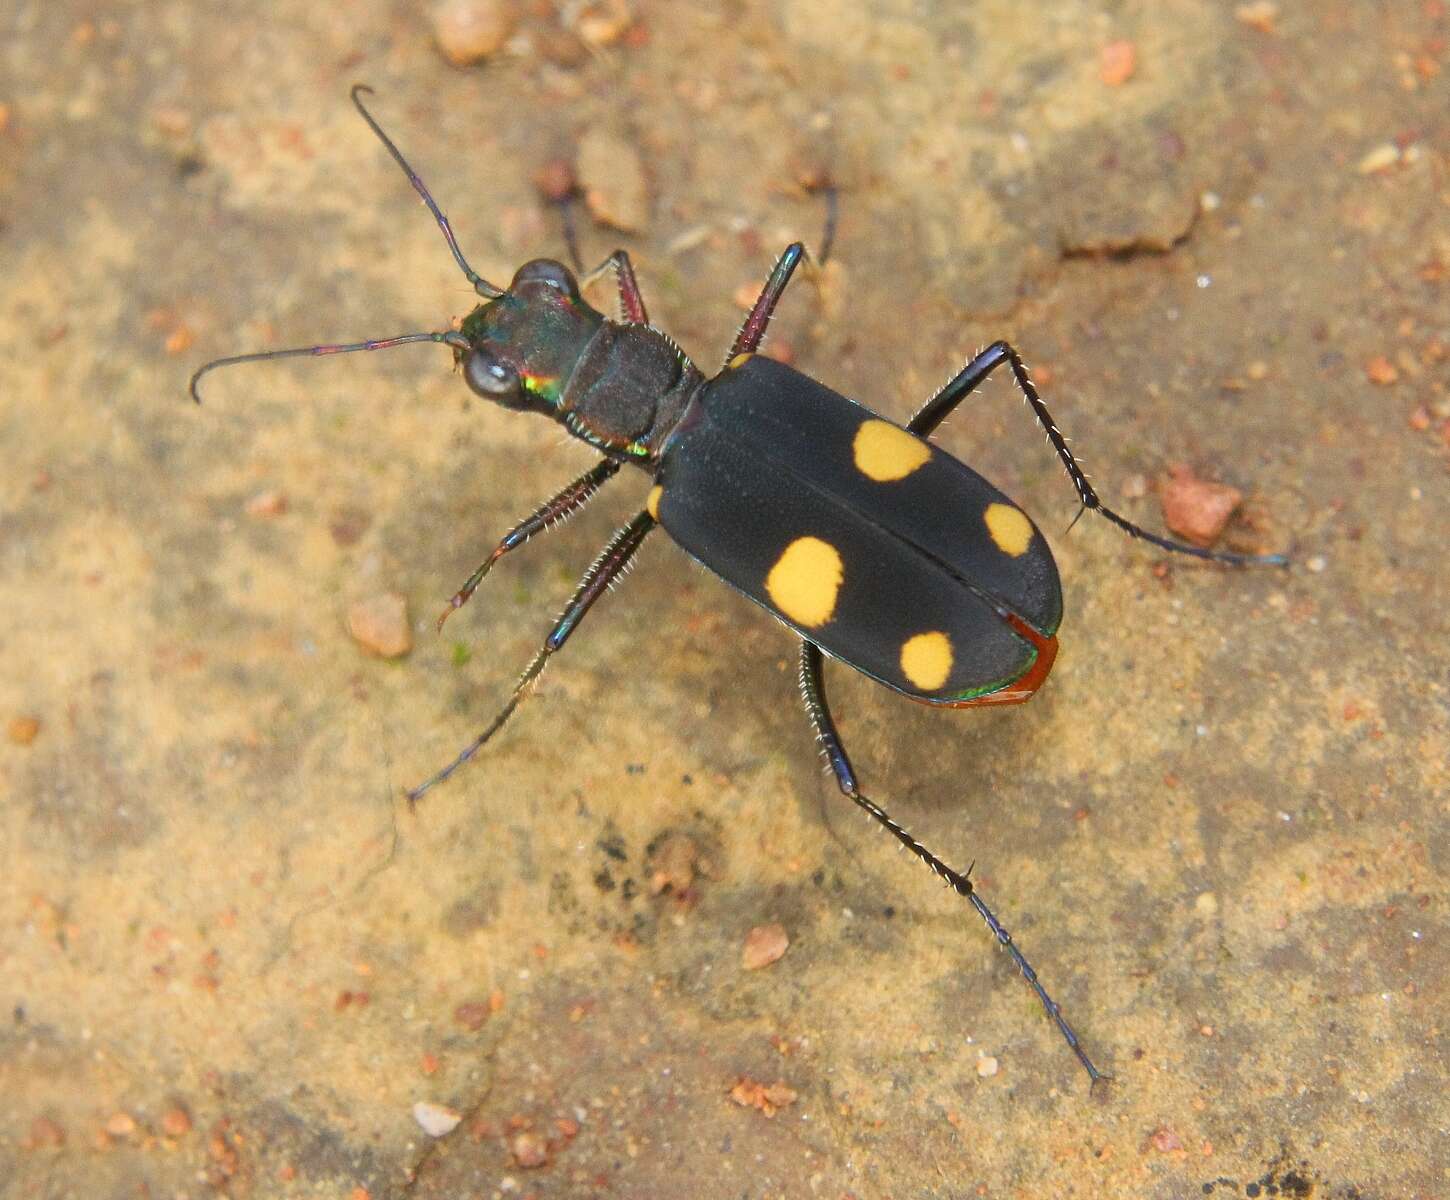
(1, 2, 1446, 1197)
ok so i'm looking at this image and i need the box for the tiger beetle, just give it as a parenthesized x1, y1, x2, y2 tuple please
(191, 85, 1289, 1087)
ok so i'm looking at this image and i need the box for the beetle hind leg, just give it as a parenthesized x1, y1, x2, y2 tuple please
(910, 340, 1287, 567)
(798, 640, 1107, 1086)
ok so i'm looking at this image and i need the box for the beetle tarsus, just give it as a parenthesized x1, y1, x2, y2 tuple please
(798, 640, 1106, 1085)
(910, 340, 1288, 567)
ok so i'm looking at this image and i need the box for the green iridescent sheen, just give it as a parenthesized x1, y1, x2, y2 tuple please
(521, 371, 562, 405)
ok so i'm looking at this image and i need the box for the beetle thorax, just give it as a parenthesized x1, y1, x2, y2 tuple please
(456, 260, 703, 465)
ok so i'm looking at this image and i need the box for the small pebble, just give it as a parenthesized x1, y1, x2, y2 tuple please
(510, 1130, 550, 1168)
(347, 593, 412, 658)
(571, 0, 633, 48)
(577, 128, 650, 232)
(329, 505, 371, 546)
(104, 1112, 137, 1138)
(1099, 40, 1137, 87)
(976, 1055, 999, 1078)
(1364, 355, 1399, 385)
(1160, 466, 1243, 547)
(150, 105, 192, 138)
(161, 1106, 192, 1137)
(1356, 143, 1401, 175)
(413, 1101, 463, 1138)
(536, 26, 589, 68)
(1234, 1, 1279, 32)
(532, 158, 576, 204)
(1305, 555, 1327, 574)
(732, 280, 761, 311)
(453, 1001, 491, 1031)
(431, 0, 517, 67)
(741, 922, 789, 970)
(728, 1077, 798, 1117)
(1151, 1126, 1184, 1153)
(244, 489, 288, 518)
(7, 715, 41, 745)
(26, 1116, 66, 1148)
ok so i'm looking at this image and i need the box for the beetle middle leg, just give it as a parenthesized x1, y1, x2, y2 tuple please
(908, 341, 1286, 567)
(436, 458, 622, 631)
(408, 509, 656, 806)
(797, 640, 1107, 1086)
(725, 187, 840, 364)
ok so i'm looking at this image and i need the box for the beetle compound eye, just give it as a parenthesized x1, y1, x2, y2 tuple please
(464, 351, 520, 400)
(511, 258, 579, 296)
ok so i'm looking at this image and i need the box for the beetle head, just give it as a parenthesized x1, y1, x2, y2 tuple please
(456, 259, 604, 415)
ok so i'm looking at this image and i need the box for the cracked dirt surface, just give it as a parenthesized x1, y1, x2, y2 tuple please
(2, 2, 1447, 1197)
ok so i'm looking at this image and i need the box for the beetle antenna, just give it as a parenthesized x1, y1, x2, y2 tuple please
(350, 85, 504, 299)
(189, 329, 470, 403)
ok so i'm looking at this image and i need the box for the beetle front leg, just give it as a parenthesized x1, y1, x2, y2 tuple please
(553, 195, 649, 324)
(580, 250, 650, 326)
(437, 458, 622, 632)
(798, 640, 1107, 1087)
(908, 341, 1287, 567)
(724, 187, 839, 364)
(726, 243, 809, 364)
(409, 510, 656, 806)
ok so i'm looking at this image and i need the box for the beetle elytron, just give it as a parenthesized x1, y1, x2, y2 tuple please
(191, 87, 1287, 1085)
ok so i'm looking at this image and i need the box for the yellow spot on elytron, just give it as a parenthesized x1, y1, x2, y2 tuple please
(646, 484, 663, 520)
(984, 502, 1034, 557)
(766, 537, 843, 628)
(853, 419, 931, 482)
(729, 352, 754, 370)
(901, 631, 954, 691)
